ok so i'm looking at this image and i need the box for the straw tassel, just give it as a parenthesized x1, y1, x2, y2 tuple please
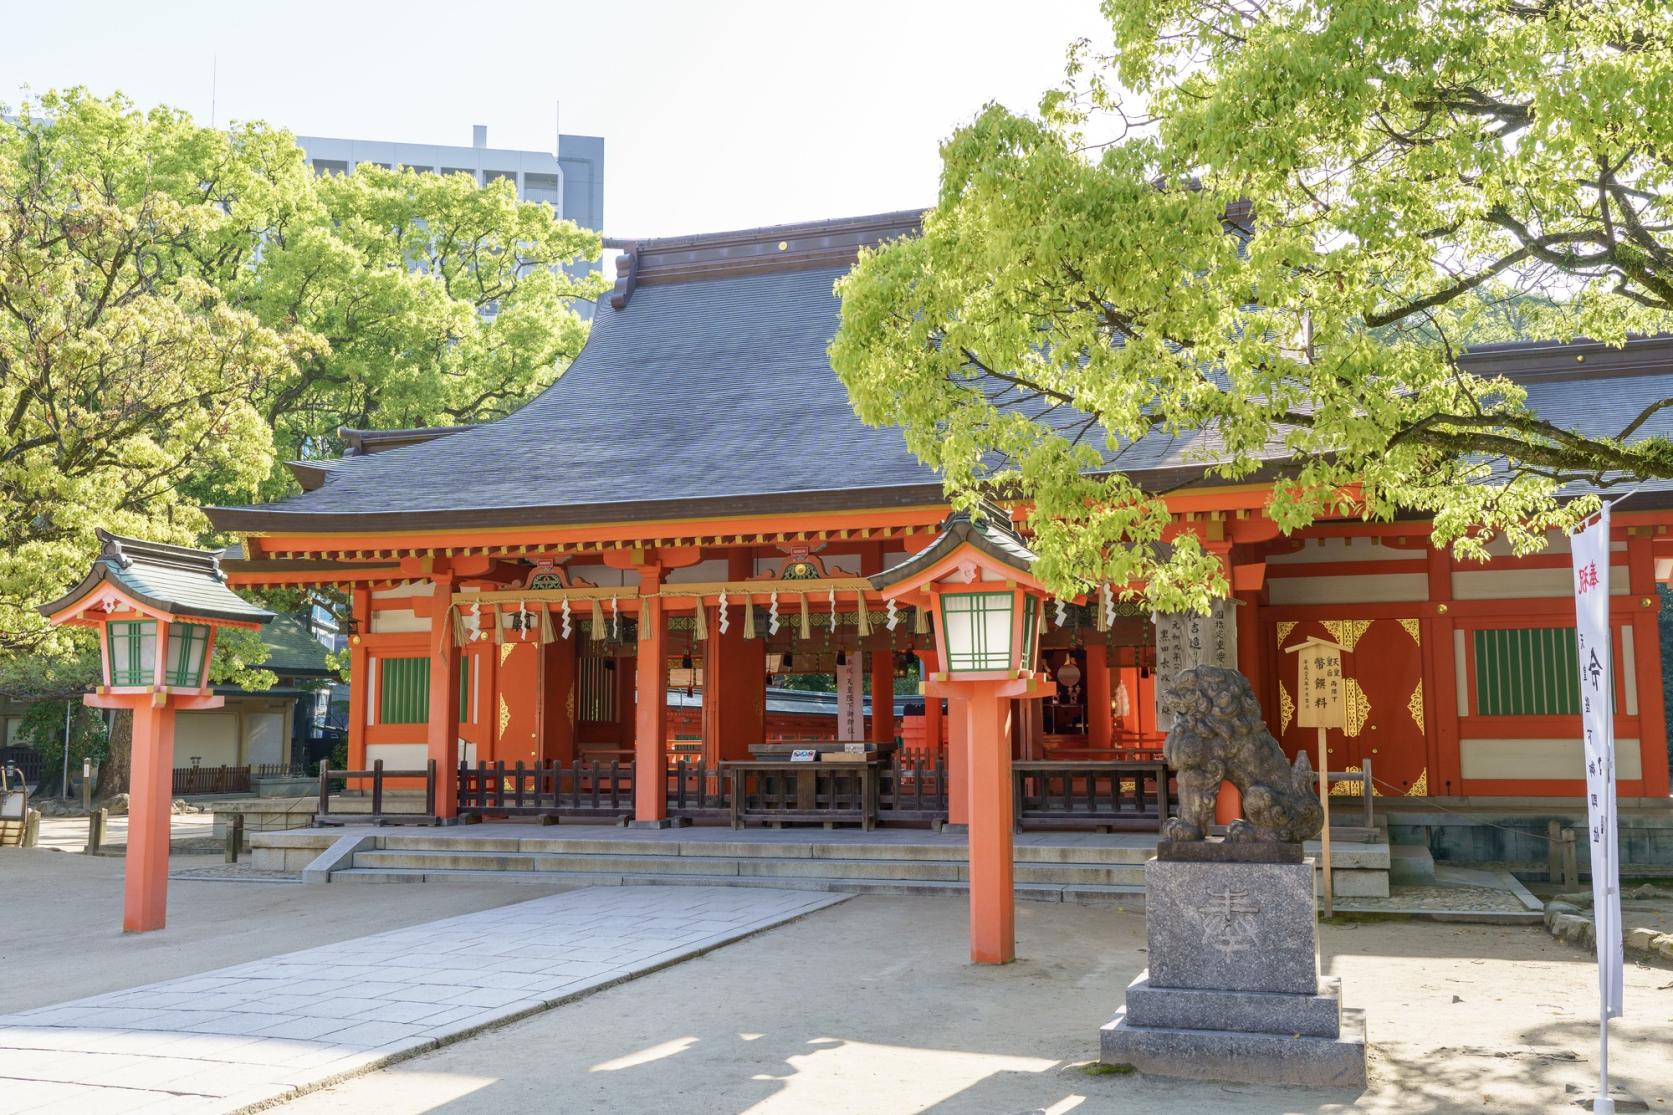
(855, 594, 871, 637)
(493, 606, 505, 644)
(799, 593, 811, 640)
(743, 593, 756, 639)
(590, 598, 606, 641)
(694, 596, 708, 640)
(913, 606, 928, 635)
(538, 605, 555, 645)
(450, 605, 468, 648)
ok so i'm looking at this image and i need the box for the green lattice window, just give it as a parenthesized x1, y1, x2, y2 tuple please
(380, 657, 429, 724)
(164, 623, 211, 687)
(107, 620, 157, 686)
(1473, 627, 1581, 716)
(940, 591, 1014, 672)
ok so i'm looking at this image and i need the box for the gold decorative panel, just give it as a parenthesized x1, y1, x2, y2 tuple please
(1330, 763, 1375, 797)
(1276, 621, 1297, 648)
(1342, 677, 1370, 738)
(1322, 619, 1372, 653)
(499, 643, 515, 666)
(1407, 680, 1424, 733)
(1278, 681, 1294, 734)
(498, 694, 510, 736)
(1407, 768, 1428, 796)
(1397, 618, 1421, 645)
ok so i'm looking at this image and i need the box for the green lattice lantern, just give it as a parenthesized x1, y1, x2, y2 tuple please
(871, 503, 1050, 685)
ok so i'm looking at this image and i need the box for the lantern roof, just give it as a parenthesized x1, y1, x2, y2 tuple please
(39, 530, 275, 628)
(870, 502, 1045, 596)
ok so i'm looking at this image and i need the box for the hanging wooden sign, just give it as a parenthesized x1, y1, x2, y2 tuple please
(1289, 636, 1346, 730)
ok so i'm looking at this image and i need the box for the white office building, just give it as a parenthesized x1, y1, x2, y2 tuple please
(296, 124, 604, 238)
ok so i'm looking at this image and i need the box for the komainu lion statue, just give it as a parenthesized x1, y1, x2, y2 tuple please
(1160, 664, 1324, 844)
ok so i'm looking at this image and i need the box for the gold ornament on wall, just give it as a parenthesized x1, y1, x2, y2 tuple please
(498, 694, 511, 736)
(1278, 681, 1295, 734)
(1407, 680, 1424, 733)
(499, 642, 515, 666)
(1407, 769, 1428, 796)
(1397, 617, 1422, 646)
(1342, 677, 1371, 738)
(1276, 621, 1297, 648)
(1322, 619, 1372, 653)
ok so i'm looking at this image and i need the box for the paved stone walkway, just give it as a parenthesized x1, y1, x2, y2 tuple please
(0, 886, 846, 1114)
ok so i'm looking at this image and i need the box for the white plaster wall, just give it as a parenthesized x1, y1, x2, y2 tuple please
(1460, 737, 1644, 780)
(176, 711, 240, 767)
(371, 608, 430, 634)
(1266, 573, 1429, 605)
(243, 711, 286, 766)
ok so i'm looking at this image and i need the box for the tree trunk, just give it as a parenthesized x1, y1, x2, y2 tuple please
(95, 708, 131, 801)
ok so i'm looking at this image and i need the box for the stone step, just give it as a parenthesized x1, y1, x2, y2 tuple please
(348, 848, 1147, 886)
(371, 832, 1156, 865)
(326, 866, 1148, 905)
(1389, 843, 1437, 885)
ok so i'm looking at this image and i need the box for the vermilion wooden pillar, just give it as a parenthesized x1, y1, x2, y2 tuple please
(427, 572, 461, 820)
(634, 582, 669, 824)
(946, 695, 969, 826)
(704, 595, 764, 762)
(962, 688, 1017, 963)
(347, 587, 371, 770)
(1084, 642, 1112, 749)
(870, 651, 894, 743)
(542, 634, 577, 765)
(1627, 537, 1672, 796)
(918, 650, 943, 758)
(124, 702, 176, 932)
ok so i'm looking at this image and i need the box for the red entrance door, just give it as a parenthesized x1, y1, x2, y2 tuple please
(1274, 618, 1429, 799)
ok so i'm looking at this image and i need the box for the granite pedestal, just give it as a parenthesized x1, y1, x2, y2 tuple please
(1100, 842, 1368, 1088)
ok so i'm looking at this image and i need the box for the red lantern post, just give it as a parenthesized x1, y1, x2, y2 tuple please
(40, 532, 273, 932)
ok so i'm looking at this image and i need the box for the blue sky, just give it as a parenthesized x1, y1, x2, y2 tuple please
(2, 0, 1107, 237)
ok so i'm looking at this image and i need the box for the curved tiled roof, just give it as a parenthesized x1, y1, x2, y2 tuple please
(206, 207, 1673, 534)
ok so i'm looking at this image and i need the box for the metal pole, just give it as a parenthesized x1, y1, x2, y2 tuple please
(1594, 1009, 1612, 1115)
(61, 702, 72, 800)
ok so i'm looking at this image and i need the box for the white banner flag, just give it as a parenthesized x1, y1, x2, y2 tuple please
(1572, 506, 1623, 1019)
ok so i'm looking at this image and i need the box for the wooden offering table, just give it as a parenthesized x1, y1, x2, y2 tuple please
(728, 740, 896, 829)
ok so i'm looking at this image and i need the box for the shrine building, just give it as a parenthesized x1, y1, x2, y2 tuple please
(207, 211, 1673, 845)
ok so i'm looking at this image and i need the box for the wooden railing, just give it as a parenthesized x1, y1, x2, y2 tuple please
(315, 760, 437, 826)
(1012, 760, 1173, 831)
(727, 762, 879, 830)
(666, 758, 729, 818)
(878, 751, 948, 822)
(172, 765, 251, 796)
(456, 759, 635, 821)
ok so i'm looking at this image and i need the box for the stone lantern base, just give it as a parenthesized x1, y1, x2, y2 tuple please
(1099, 842, 1368, 1087)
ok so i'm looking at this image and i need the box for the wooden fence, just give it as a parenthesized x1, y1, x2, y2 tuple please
(1012, 760, 1173, 831)
(172, 765, 251, 796)
(315, 760, 437, 826)
(456, 760, 635, 821)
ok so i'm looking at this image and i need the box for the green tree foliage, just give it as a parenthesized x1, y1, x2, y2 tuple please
(832, 0, 1673, 609)
(0, 90, 603, 655)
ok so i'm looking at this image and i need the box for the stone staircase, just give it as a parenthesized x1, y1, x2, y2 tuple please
(250, 825, 1394, 903)
(261, 829, 1155, 904)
